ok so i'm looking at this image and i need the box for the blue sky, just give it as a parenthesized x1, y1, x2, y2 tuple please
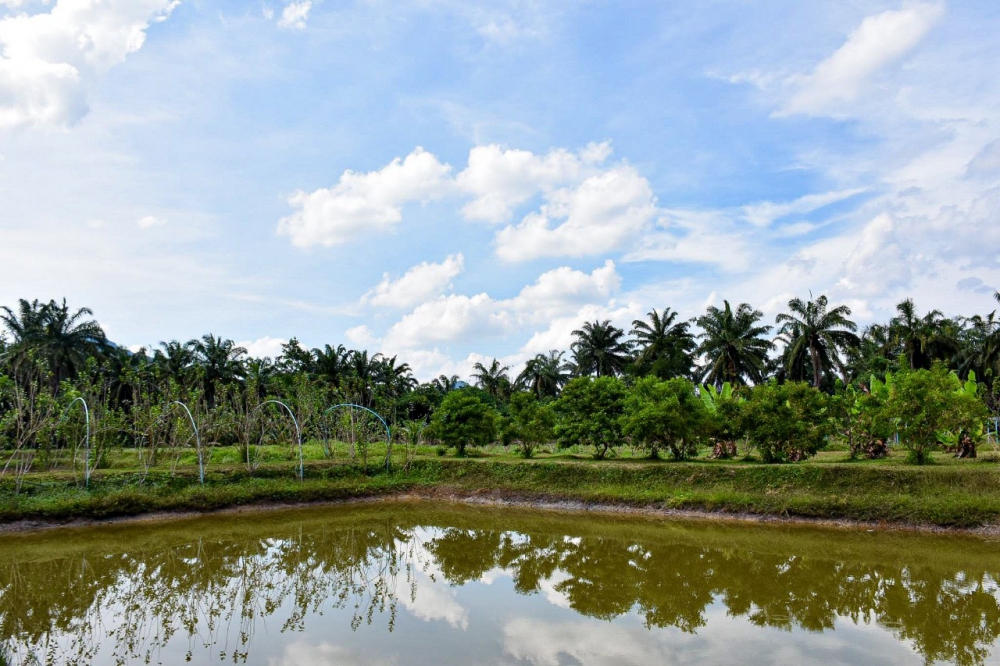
(1, 0, 999, 378)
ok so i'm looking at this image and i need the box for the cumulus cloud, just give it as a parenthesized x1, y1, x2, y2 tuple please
(494, 166, 658, 262)
(277, 148, 453, 247)
(363, 253, 464, 309)
(780, 3, 944, 116)
(277, 1, 311, 30)
(456, 142, 610, 223)
(345, 324, 377, 346)
(381, 261, 622, 353)
(236, 336, 288, 359)
(0, 0, 179, 130)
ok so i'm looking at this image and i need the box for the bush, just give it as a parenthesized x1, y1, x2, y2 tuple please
(622, 377, 706, 460)
(886, 365, 987, 465)
(737, 381, 831, 463)
(505, 392, 556, 459)
(427, 390, 497, 457)
(554, 377, 626, 460)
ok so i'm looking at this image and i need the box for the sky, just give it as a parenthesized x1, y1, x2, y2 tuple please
(1, 0, 999, 380)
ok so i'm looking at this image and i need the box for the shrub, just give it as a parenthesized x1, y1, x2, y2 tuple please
(622, 377, 706, 460)
(886, 365, 987, 465)
(428, 390, 497, 457)
(505, 392, 556, 459)
(554, 377, 626, 460)
(737, 381, 831, 463)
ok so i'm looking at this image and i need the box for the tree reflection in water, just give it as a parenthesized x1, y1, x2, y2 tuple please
(0, 504, 998, 665)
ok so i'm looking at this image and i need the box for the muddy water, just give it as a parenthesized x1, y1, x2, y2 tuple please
(1, 502, 999, 665)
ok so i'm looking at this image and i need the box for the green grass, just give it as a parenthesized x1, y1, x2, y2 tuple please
(2, 443, 1000, 528)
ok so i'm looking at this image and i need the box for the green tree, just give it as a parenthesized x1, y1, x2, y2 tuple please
(428, 390, 496, 456)
(696, 301, 772, 386)
(775, 294, 858, 388)
(190, 334, 246, 409)
(571, 320, 632, 377)
(630, 308, 695, 379)
(1, 298, 107, 390)
(736, 381, 831, 463)
(517, 351, 571, 398)
(554, 376, 626, 459)
(886, 365, 987, 464)
(505, 392, 556, 458)
(472, 359, 512, 402)
(621, 377, 706, 460)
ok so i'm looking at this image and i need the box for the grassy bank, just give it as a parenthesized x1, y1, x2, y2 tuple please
(3, 456, 1000, 529)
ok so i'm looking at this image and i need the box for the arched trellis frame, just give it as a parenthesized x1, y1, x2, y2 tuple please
(61, 397, 91, 488)
(253, 399, 303, 481)
(324, 404, 392, 471)
(167, 401, 205, 485)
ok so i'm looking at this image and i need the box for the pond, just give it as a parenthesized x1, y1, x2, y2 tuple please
(1, 502, 999, 665)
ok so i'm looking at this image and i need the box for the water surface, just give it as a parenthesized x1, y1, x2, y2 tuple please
(1, 502, 999, 665)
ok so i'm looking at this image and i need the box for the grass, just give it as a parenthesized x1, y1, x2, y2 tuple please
(2, 441, 1000, 528)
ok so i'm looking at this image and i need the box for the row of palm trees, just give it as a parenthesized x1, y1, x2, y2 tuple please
(4, 292, 1000, 419)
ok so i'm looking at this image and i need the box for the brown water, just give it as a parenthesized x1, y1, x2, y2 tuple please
(1, 503, 999, 665)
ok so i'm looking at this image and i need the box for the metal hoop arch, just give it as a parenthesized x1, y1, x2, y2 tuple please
(324, 404, 392, 471)
(252, 399, 303, 481)
(62, 397, 91, 488)
(167, 401, 205, 485)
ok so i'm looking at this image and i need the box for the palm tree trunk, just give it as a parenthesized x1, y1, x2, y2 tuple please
(811, 344, 821, 387)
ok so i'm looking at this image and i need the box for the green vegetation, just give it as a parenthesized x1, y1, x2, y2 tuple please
(3, 293, 1000, 529)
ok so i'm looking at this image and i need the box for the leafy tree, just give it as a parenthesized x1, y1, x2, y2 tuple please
(571, 320, 632, 377)
(621, 377, 706, 460)
(885, 365, 987, 464)
(517, 351, 571, 398)
(630, 308, 695, 379)
(505, 392, 556, 458)
(736, 381, 831, 463)
(775, 294, 858, 388)
(428, 390, 496, 456)
(696, 301, 772, 386)
(700, 381, 742, 458)
(554, 377, 626, 459)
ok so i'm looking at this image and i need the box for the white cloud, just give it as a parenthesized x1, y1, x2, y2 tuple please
(345, 324, 377, 346)
(741, 188, 867, 228)
(0, 0, 179, 129)
(136, 214, 164, 228)
(781, 3, 944, 116)
(518, 302, 641, 360)
(966, 139, 1000, 179)
(238, 336, 287, 359)
(456, 142, 610, 223)
(277, 148, 453, 247)
(381, 262, 623, 354)
(277, 0, 311, 30)
(494, 166, 658, 262)
(625, 208, 753, 271)
(363, 253, 464, 309)
(269, 641, 387, 666)
(399, 571, 469, 630)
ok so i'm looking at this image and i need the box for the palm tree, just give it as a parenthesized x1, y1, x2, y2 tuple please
(889, 299, 962, 370)
(378, 355, 418, 401)
(313, 344, 349, 389)
(516, 351, 571, 398)
(696, 300, 772, 386)
(154, 340, 196, 385)
(432, 374, 461, 394)
(472, 359, 512, 401)
(1, 298, 107, 389)
(571, 320, 632, 377)
(190, 334, 247, 408)
(346, 349, 382, 406)
(631, 307, 695, 379)
(775, 294, 859, 388)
